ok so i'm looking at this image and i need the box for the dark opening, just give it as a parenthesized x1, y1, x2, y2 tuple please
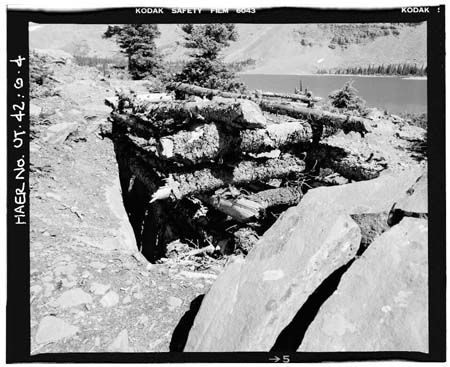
(270, 259, 354, 352)
(169, 294, 205, 352)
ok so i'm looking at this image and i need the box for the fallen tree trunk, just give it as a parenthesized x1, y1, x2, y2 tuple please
(202, 186, 303, 223)
(259, 100, 371, 136)
(157, 120, 312, 164)
(136, 93, 174, 103)
(150, 154, 306, 201)
(167, 82, 247, 100)
(261, 91, 322, 103)
(167, 82, 321, 104)
(202, 196, 264, 223)
(136, 99, 267, 130)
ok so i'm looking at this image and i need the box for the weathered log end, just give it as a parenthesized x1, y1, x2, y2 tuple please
(159, 138, 174, 158)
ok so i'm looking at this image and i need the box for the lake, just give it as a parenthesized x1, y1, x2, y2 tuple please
(238, 74, 427, 115)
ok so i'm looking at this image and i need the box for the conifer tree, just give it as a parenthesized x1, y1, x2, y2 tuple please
(104, 24, 162, 79)
(175, 24, 244, 92)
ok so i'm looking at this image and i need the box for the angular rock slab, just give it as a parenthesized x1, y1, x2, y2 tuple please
(299, 165, 425, 215)
(184, 167, 425, 352)
(35, 316, 79, 344)
(299, 218, 428, 352)
(185, 210, 362, 351)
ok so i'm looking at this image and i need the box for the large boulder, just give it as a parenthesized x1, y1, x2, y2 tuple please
(185, 210, 361, 352)
(299, 217, 428, 352)
(184, 166, 425, 352)
(299, 165, 425, 215)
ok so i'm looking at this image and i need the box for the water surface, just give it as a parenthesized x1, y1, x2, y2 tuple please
(238, 74, 427, 114)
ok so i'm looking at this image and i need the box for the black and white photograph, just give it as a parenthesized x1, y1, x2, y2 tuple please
(6, 5, 445, 363)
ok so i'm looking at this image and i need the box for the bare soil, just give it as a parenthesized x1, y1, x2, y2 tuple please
(30, 63, 226, 354)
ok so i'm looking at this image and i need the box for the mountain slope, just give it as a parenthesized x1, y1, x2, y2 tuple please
(29, 22, 426, 74)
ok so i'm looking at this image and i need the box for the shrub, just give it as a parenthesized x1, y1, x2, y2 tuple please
(328, 81, 366, 111)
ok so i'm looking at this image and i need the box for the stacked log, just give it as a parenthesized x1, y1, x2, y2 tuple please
(107, 82, 383, 258)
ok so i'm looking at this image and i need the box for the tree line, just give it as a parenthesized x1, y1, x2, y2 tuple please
(317, 63, 427, 76)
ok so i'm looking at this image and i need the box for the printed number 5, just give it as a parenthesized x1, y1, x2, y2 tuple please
(282, 355, 290, 363)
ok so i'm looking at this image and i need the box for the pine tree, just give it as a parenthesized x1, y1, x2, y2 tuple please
(103, 24, 162, 80)
(175, 24, 244, 92)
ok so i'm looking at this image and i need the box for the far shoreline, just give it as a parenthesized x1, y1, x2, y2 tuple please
(238, 72, 427, 80)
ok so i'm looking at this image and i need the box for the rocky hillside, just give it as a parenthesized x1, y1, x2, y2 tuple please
(29, 48, 428, 355)
(29, 22, 426, 74)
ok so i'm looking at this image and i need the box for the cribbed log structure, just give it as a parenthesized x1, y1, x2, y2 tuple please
(107, 82, 391, 260)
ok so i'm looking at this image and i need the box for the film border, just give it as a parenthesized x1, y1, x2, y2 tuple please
(6, 6, 446, 363)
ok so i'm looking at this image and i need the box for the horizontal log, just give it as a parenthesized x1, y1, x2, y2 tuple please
(167, 82, 321, 103)
(136, 99, 267, 130)
(240, 119, 312, 153)
(157, 120, 312, 164)
(167, 82, 246, 100)
(261, 91, 322, 103)
(159, 123, 227, 164)
(136, 93, 174, 103)
(150, 154, 306, 201)
(202, 186, 303, 223)
(202, 196, 264, 223)
(259, 100, 371, 135)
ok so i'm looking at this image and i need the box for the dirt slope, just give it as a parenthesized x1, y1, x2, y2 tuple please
(29, 61, 225, 354)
